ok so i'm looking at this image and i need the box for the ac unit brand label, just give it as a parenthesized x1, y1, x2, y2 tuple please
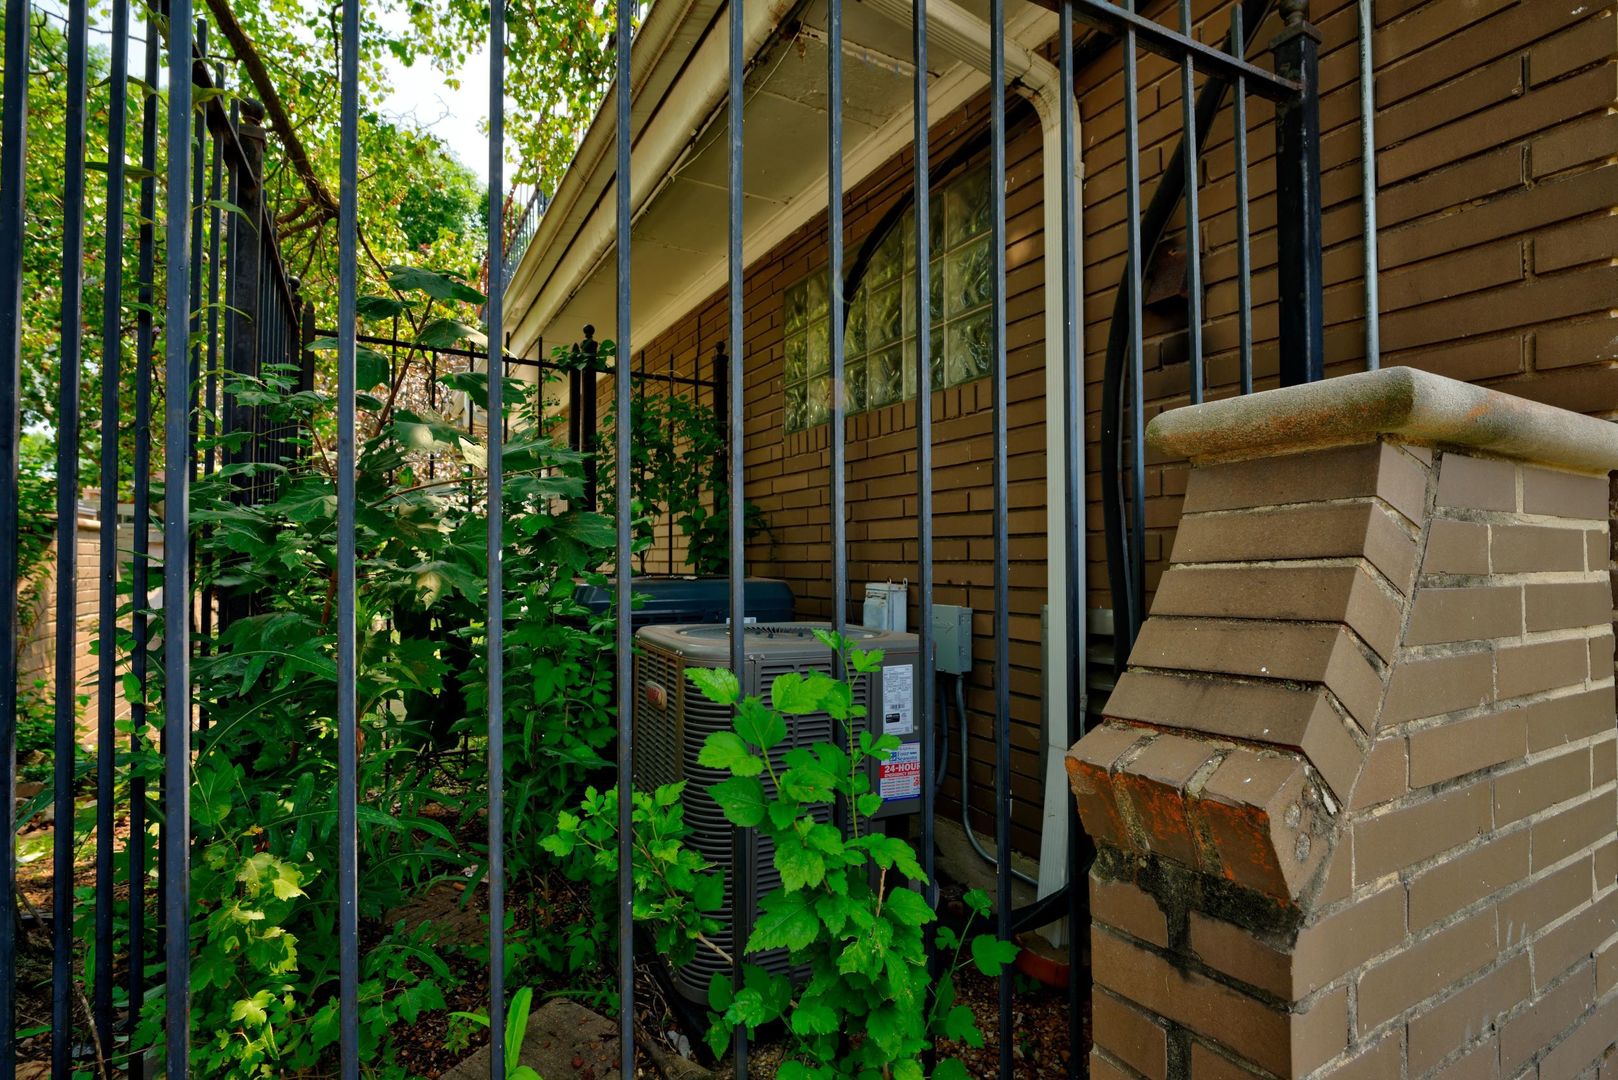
(646, 681, 668, 710)
(881, 664, 914, 736)
(879, 743, 921, 801)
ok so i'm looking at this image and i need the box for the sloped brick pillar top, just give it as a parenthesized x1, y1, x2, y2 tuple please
(1071, 367, 1618, 1079)
(1148, 364, 1618, 471)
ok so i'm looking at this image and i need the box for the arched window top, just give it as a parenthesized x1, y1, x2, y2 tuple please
(783, 163, 995, 433)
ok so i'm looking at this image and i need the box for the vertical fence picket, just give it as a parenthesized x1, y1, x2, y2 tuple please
(162, 2, 197, 1071)
(486, 0, 508, 1071)
(1232, 6, 1253, 396)
(93, 0, 131, 1057)
(987, 1, 1012, 1075)
(128, 17, 160, 1072)
(1274, 0, 1323, 385)
(0, 0, 28, 1068)
(614, 0, 635, 1072)
(1358, 0, 1379, 372)
(52, 0, 89, 1065)
(335, 0, 361, 1065)
(1178, 0, 1203, 404)
(912, 0, 936, 921)
(725, 0, 749, 1070)
(827, 0, 846, 653)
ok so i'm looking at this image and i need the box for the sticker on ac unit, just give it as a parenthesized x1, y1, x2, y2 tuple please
(879, 743, 921, 801)
(881, 664, 914, 736)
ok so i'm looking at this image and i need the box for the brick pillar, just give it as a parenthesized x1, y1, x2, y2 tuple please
(1069, 368, 1618, 1079)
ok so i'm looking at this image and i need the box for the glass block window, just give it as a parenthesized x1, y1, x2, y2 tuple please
(782, 165, 994, 434)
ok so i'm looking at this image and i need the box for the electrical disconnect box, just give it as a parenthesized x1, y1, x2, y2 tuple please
(931, 604, 973, 675)
(863, 581, 908, 632)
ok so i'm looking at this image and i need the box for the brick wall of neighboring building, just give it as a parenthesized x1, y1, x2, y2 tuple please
(565, 0, 1618, 858)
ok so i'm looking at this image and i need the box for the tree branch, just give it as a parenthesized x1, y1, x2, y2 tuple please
(201, 0, 338, 222)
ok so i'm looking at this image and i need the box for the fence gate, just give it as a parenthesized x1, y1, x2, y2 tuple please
(0, 0, 1327, 1075)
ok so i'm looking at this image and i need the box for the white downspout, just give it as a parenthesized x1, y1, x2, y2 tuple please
(862, 0, 1083, 944)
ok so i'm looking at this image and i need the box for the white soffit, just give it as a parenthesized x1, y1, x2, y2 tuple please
(506, 0, 1049, 361)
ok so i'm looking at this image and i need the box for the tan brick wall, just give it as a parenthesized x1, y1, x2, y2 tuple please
(561, 0, 1618, 857)
(1094, 0, 1618, 610)
(1070, 435, 1618, 1077)
(19, 510, 153, 748)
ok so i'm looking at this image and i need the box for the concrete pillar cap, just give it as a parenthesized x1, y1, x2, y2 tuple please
(1147, 366, 1618, 473)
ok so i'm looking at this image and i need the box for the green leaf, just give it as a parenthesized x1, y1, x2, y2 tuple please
(882, 887, 934, 928)
(770, 671, 821, 715)
(969, 934, 1020, 976)
(734, 698, 787, 753)
(229, 991, 272, 1027)
(709, 776, 766, 828)
(789, 999, 839, 1036)
(417, 317, 488, 350)
(774, 836, 825, 891)
(707, 974, 734, 1013)
(355, 293, 415, 319)
(698, 731, 763, 777)
(866, 1003, 902, 1054)
(932, 1059, 973, 1080)
(686, 666, 739, 706)
(386, 264, 487, 305)
(941, 1003, 982, 1047)
(748, 890, 820, 953)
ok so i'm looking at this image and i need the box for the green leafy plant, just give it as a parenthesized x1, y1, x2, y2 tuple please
(549, 630, 1016, 1078)
(686, 631, 1017, 1078)
(449, 986, 545, 1080)
(542, 780, 726, 973)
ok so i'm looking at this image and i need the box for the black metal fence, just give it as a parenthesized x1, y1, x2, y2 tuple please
(0, 0, 1327, 1076)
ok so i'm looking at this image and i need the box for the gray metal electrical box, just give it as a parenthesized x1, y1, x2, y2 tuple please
(932, 604, 973, 675)
(862, 581, 908, 632)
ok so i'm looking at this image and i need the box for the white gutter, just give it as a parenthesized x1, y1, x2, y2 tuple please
(863, 0, 1082, 943)
(507, 0, 795, 355)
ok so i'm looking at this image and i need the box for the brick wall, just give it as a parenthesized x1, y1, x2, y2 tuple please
(18, 510, 139, 745)
(559, 0, 1618, 858)
(602, 92, 1058, 853)
(1068, 372, 1618, 1077)
(1083, 0, 1618, 610)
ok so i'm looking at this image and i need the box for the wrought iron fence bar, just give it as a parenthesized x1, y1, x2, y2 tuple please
(207, 76, 223, 482)
(912, 0, 936, 919)
(828, 0, 846, 651)
(988, 0, 1013, 1074)
(487, 0, 509, 1071)
(614, 0, 635, 1070)
(163, 1, 197, 1070)
(0, 0, 28, 1066)
(1057, 0, 1298, 99)
(1358, 0, 1379, 371)
(188, 56, 302, 330)
(52, 0, 89, 1065)
(335, 0, 362, 1063)
(1121, 0, 1147, 646)
(128, 17, 159, 1070)
(1178, 0, 1203, 404)
(189, 23, 206, 502)
(93, 0, 131, 1055)
(1057, 4, 1088, 1074)
(1233, 5, 1253, 396)
(726, 0, 748, 1068)
(1273, 3, 1323, 385)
